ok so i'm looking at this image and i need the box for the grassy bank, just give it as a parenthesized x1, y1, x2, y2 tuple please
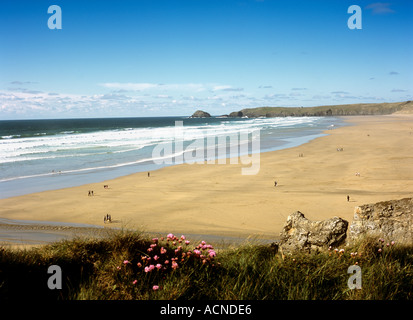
(0, 230, 412, 300)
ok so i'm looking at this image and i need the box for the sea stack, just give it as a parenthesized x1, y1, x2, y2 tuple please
(190, 110, 211, 118)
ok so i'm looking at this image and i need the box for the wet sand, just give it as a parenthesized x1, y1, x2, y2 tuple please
(1, 114, 412, 245)
(0, 219, 108, 248)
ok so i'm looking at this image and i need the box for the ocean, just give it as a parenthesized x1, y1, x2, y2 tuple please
(0, 116, 345, 199)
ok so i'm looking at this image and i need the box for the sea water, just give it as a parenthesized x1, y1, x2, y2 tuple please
(0, 116, 344, 198)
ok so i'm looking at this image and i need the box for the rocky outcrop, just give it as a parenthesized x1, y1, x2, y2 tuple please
(190, 110, 211, 118)
(349, 197, 413, 243)
(279, 211, 348, 253)
(229, 111, 243, 117)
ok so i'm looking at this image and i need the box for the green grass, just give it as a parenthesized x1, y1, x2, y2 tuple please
(1, 230, 412, 300)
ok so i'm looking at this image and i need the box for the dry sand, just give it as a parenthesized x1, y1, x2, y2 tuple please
(1, 114, 412, 243)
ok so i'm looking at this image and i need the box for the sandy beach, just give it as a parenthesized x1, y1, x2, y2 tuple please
(1, 114, 412, 244)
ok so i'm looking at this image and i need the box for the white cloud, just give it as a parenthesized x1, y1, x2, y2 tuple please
(155, 94, 173, 99)
(100, 83, 159, 91)
(212, 85, 232, 91)
(100, 82, 207, 92)
(331, 91, 350, 94)
(100, 93, 130, 100)
(365, 3, 395, 14)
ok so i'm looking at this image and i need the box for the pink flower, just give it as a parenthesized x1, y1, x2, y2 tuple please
(147, 248, 153, 253)
(152, 237, 158, 243)
(171, 261, 179, 270)
(201, 241, 206, 245)
(156, 263, 162, 270)
(116, 266, 121, 270)
(150, 243, 157, 248)
(160, 247, 167, 254)
(123, 260, 130, 265)
(185, 240, 190, 245)
(137, 262, 142, 267)
(153, 285, 159, 291)
(208, 250, 216, 258)
(144, 264, 155, 272)
(132, 280, 138, 285)
(167, 233, 174, 239)
(180, 235, 186, 240)
(164, 260, 169, 264)
(154, 255, 159, 261)
(193, 249, 201, 255)
(391, 241, 395, 246)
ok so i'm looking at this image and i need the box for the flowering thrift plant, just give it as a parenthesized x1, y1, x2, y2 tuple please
(118, 233, 219, 291)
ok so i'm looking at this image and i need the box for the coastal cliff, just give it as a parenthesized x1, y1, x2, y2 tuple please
(228, 101, 413, 118)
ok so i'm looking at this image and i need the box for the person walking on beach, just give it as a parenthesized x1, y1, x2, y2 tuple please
(148, 172, 150, 177)
(347, 195, 350, 202)
(274, 181, 277, 187)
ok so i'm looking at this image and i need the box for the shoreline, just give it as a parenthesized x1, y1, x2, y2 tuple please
(0, 116, 343, 200)
(1, 114, 413, 245)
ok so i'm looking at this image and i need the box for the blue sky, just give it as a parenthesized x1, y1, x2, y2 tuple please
(0, 0, 412, 119)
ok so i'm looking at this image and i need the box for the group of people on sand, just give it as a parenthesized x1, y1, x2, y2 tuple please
(104, 214, 112, 223)
(88, 184, 111, 196)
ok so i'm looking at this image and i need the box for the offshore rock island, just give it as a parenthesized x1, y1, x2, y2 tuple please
(189, 110, 211, 118)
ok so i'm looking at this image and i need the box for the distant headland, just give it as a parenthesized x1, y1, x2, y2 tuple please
(192, 101, 413, 118)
